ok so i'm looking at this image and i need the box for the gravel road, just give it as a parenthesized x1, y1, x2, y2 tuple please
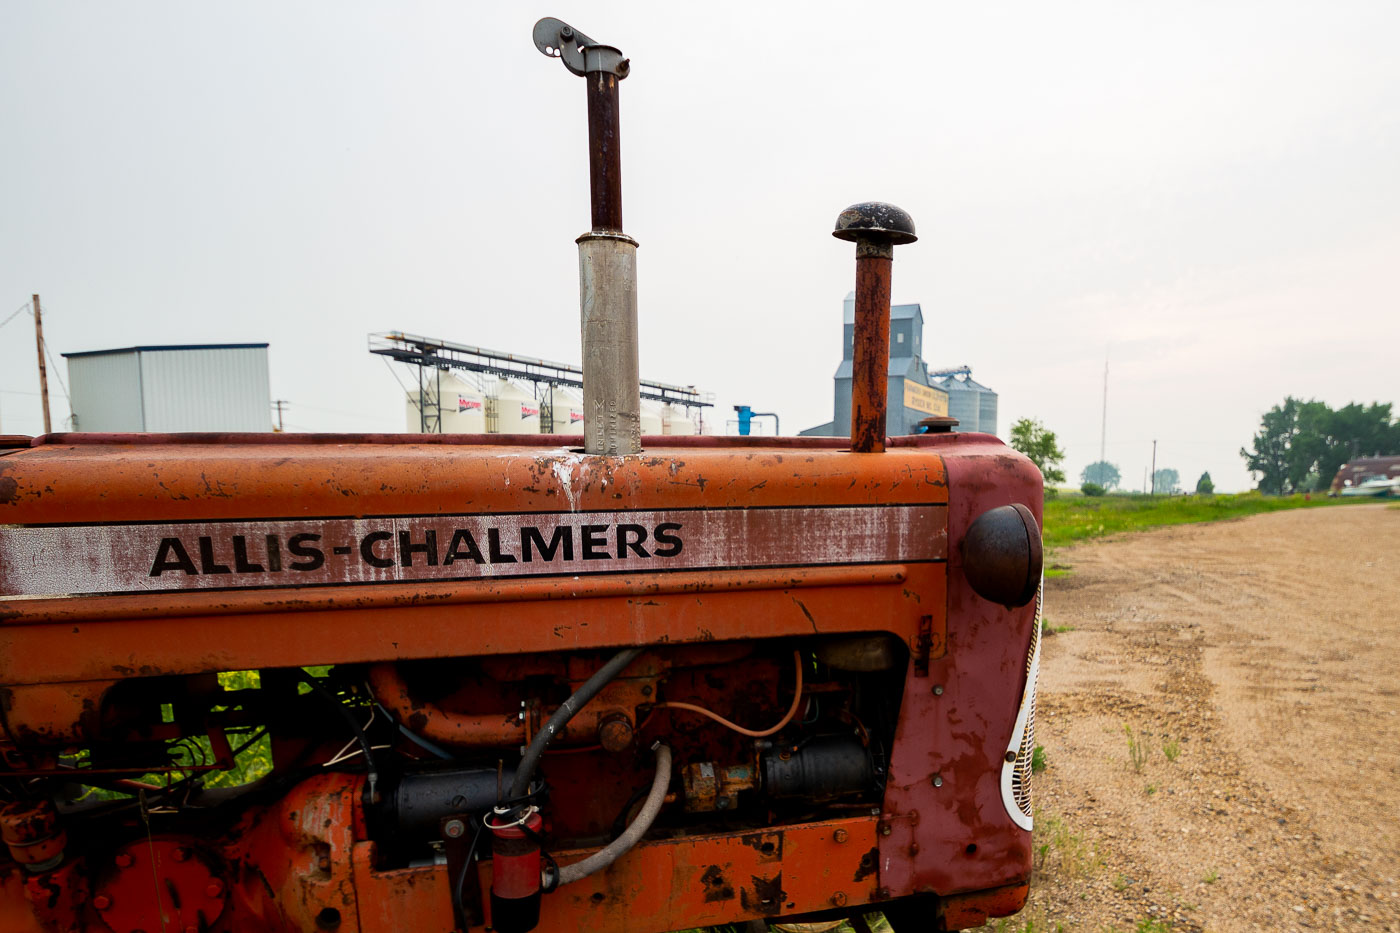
(996, 502, 1400, 932)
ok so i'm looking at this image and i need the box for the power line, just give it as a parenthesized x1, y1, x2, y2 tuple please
(0, 303, 30, 330)
(42, 339, 69, 405)
(293, 402, 373, 420)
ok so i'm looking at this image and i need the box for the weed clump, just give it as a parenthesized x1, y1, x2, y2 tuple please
(1124, 724, 1148, 772)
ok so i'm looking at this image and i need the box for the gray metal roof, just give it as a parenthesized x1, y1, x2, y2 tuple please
(63, 343, 269, 359)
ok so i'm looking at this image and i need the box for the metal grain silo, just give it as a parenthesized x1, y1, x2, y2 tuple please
(541, 387, 584, 434)
(404, 373, 486, 434)
(640, 402, 664, 437)
(969, 377, 998, 437)
(488, 379, 542, 434)
(936, 375, 981, 433)
(661, 403, 698, 436)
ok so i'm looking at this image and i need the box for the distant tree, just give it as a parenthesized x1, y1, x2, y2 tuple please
(1242, 397, 1397, 493)
(1080, 482, 1106, 497)
(1152, 468, 1180, 495)
(1241, 399, 1300, 494)
(1009, 418, 1066, 485)
(1195, 471, 1215, 495)
(1080, 460, 1121, 490)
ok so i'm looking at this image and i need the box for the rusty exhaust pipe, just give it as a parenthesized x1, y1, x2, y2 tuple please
(535, 18, 640, 455)
(833, 203, 918, 453)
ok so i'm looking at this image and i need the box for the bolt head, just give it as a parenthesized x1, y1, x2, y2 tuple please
(832, 202, 917, 246)
(205, 880, 224, 898)
(172, 847, 190, 862)
(597, 716, 635, 753)
(93, 895, 112, 910)
(114, 853, 134, 869)
(833, 829, 849, 843)
(443, 819, 466, 839)
(831, 892, 849, 907)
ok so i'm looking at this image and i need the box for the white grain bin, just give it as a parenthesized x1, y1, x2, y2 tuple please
(404, 374, 486, 434)
(640, 402, 664, 437)
(542, 387, 585, 434)
(488, 379, 542, 435)
(661, 403, 698, 436)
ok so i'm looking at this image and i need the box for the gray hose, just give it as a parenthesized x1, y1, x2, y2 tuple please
(552, 743, 672, 887)
(508, 646, 645, 799)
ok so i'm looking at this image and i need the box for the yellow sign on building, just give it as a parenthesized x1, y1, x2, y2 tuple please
(903, 379, 949, 417)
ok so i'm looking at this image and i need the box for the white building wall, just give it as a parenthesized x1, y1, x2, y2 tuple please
(139, 347, 271, 432)
(67, 352, 144, 432)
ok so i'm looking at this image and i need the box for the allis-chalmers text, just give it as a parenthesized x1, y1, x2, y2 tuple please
(148, 522, 684, 577)
(0, 505, 946, 597)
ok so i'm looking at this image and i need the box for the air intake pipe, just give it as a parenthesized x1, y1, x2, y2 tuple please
(832, 203, 918, 452)
(534, 17, 640, 455)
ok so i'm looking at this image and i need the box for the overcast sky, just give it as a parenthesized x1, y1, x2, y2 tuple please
(3, 3, 1397, 491)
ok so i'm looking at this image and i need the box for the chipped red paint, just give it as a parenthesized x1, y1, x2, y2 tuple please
(879, 432, 1041, 900)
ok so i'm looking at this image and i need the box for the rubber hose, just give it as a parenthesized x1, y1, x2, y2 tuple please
(552, 743, 671, 887)
(509, 646, 644, 799)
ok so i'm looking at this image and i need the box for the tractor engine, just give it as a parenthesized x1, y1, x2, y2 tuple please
(0, 17, 1043, 933)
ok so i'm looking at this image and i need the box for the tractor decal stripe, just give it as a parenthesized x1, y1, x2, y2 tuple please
(0, 505, 945, 598)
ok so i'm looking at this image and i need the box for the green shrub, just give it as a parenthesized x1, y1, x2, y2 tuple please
(1080, 482, 1106, 497)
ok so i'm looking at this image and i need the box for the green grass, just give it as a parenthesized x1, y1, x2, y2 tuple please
(1035, 813, 1104, 879)
(1042, 491, 1366, 551)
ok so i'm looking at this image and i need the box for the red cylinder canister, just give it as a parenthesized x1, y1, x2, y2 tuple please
(489, 808, 544, 933)
(0, 799, 66, 872)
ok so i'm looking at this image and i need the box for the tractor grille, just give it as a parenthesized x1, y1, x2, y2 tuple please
(1001, 578, 1042, 830)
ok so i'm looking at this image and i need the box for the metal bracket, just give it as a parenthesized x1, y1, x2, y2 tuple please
(533, 17, 629, 78)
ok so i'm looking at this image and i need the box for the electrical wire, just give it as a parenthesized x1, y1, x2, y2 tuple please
(299, 671, 380, 803)
(322, 707, 377, 766)
(0, 303, 29, 331)
(652, 650, 805, 738)
(42, 338, 70, 405)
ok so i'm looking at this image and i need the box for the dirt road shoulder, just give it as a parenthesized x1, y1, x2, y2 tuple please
(997, 503, 1400, 932)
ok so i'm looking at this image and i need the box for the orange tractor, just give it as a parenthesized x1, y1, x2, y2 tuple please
(0, 19, 1043, 933)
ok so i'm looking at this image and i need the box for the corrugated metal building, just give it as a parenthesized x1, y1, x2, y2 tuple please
(62, 344, 272, 432)
(800, 293, 949, 438)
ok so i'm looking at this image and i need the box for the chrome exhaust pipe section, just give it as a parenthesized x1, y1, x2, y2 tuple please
(535, 18, 641, 454)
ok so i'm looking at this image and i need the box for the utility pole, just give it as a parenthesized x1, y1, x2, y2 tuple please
(272, 400, 288, 432)
(1151, 439, 1158, 495)
(32, 295, 51, 434)
(1100, 352, 1108, 464)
